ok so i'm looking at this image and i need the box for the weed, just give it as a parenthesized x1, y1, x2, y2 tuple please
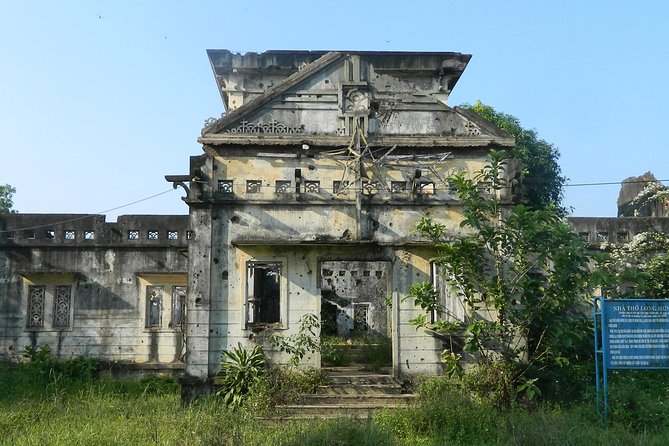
(320, 336, 349, 366)
(268, 313, 320, 367)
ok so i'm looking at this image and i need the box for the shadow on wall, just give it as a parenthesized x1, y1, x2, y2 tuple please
(75, 280, 134, 310)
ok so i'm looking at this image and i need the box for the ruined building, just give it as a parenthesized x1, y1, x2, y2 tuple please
(169, 50, 517, 379)
(1, 50, 519, 379)
(0, 214, 189, 373)
(568, 172, 669, 246)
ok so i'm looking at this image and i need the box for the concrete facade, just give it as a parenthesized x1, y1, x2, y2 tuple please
(172, 50, 517, 379)
(0, 214, 189, 368)
(0, 50, 522, 381)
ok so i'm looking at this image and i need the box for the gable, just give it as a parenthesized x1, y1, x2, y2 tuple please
(200, 51, 514, 149)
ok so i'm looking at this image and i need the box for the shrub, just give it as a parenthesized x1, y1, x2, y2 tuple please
(461, 361, 520, 409)
(319, 336, 349, 366)
(138, 375, 180, 395)
(216, 344, 267, 407)
(268, 313, 320, 367)
(360, 336, 391, 371)
(608, 370, 669, 432)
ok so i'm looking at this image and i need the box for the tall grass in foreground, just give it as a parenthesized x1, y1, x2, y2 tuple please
(2, 361, 669, 445)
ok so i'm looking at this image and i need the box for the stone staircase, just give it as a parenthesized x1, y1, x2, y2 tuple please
(278, 366, 414, 419)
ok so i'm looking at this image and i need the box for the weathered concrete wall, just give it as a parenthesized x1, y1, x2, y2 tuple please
(185, 50, 518, 380)
(0, 214, 189, 364)
(567, 217, 669, 245)
(616, 172, 669, 218)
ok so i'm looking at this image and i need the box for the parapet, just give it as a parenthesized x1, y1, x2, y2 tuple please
(0, 214, 190, 247)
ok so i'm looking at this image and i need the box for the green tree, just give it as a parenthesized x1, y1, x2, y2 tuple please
(407, 151, 593, 405)
(461, 101, 566, 211)
(0, 184, 16, 214)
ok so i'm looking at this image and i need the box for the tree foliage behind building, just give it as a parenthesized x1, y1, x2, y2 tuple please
(0, 184, 16, 214)
(461, 101, 566, 211)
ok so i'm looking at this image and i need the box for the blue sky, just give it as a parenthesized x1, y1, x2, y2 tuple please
(1, 0, 667, 220)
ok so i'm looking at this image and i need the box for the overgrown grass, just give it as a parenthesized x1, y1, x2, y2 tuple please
(3, 358, 669, 445)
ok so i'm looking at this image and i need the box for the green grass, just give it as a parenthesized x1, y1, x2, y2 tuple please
(2, 361, 669, 445)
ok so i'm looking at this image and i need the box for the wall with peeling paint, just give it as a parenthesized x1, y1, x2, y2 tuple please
(0, 214, 189, 367)
(181, 50, 519, 379)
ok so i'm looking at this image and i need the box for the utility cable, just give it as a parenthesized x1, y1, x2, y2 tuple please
(0, 188, 177, 233)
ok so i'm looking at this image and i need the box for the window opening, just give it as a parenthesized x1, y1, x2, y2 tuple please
(333, 181, 350, 194)
(353, 303, 370, 331)
(27, 286, 46, 328)
(596, 232, 608, 243)
(84, 230, 95, 240)
(6, 231, 15, 240)
(431, 262, 465, 323)
(218, 180, 233, 193)
(275, 180, 291, 193)
(246, 180, 262, 194)
(362, 181, 379, 195)
(45, 230, 55, 239)
(617, 232, 629, 243)
(128, 230, 139, 240)
(247, 262, 281, 324)
(171, 286, 186, 328)
(64, 230, 75, 240)
(578, 232, 589, 241)
(304, 180, 320, 194)
(295, 169, 302, 194)
(418, 181, 435, 195)
(148, 230, 159, 240)
(167, 231, 178, 240)
(24, 230, 35, 239)
(53, 285, 72, 328)
(391, 181, 407, 193)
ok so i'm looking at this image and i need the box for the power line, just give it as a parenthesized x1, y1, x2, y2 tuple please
(565, 179, 669, 187)
(3, 177, 667, 234)
(0, 188, 177, 233)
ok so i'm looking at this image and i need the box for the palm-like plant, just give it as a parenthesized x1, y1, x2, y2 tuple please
(216, 344, 267, 406)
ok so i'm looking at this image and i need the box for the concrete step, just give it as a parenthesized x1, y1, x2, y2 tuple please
(269, 367, 412, 420)
(324, 370, 397, 385)
(280, 403, 405, 418)
(318, 383, 403, 395)
(299, 393, 414, 406)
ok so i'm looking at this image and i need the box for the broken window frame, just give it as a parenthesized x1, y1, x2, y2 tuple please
(430, 263, 465, 323)
(353, 303, 370, 332)
(139, 275, 188, 332)
(244, 260, 286, 328)
(390, 181, 408, 194)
